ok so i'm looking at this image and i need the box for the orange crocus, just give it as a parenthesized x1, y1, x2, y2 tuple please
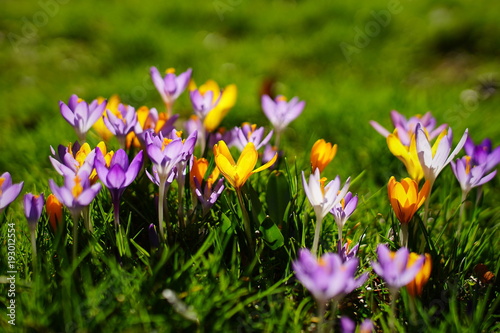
(387, 176, 430, 224)
(406, 253, 432, 297)
(310, 139, 337, 173)
(46, 194, 63, 232)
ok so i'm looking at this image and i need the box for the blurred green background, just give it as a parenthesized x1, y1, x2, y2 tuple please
(1, 0, 499, 191)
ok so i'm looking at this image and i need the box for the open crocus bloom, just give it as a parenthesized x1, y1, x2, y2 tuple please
(0, 172, 24, 213)
(370, 110, 447, 146)
(213, 141, 277, 189)
(150, 67, 192, 109)
(415, 123, 468, 185)
(261, 94, 305, 134)
(302, 168, 351, 222)
(293, 248, 368, 304)
(371, 244, 425, 294)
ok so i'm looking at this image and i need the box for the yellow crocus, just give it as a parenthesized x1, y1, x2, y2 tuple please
(310, 139, 337, 173)
(126, 106, 168, 149)
(387, 176, 430, 224)
(387, 130, 424, 182)
(213, 141, 277, 189)
(406, 253, 432, 297)
(190, 80, 237, 132)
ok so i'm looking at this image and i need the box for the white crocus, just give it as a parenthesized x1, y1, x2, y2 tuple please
(302, 169, 351, 255)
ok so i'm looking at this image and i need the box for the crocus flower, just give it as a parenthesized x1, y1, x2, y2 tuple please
(50, 141, 107, 183)
(0, 172, 24, 214)
(450, 156, 497, 198)
(189, 80, 237, 132)
(46, 194, 63, 232)
(127, 106, 178, 149)
(464, 136, 500, 173)
(387, 177, 430, 225)
(370, 110, 447, 146)
(23, 193, 44, 233)
(213, 141, 277, 189)
(191, 157, 225, 216)
(302, 169, 351, 254)
(150, 67, 192, 116)
(406, 253, 432, 297)
(330, 191, 358, 242)
(302, 169, 351, 224)
(103, 103, 138, 149)
(261, 144, 282, 169)
(92, 95, 122, 142)
(233, 123, 273, 151)
(337, 239, 360, 263)
(94, 149, 143, 227)
(371, 244, 425, 294)
(145, 130, 197, 239)
(387, 130, 424, 182)
(190, 89, 222, 120)
(340, 317, 374, 333)
(416, 123, 468, 186)
(59, 94, 107, 142)
(293, 248, 368, 305)
(261, 94, 305, 147)
(310, 139, 337, 173)
(49, 170, 102, 219)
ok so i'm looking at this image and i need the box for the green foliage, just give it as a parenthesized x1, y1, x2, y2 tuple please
(1, 0, 500, 331)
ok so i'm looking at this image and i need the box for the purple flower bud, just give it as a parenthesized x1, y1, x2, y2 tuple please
(59, 95, 106, 142)
(0, 172, 24, 213)
(23, 193, 44, 232)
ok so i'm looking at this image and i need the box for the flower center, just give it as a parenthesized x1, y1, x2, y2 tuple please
(465, 155, 472, 174)
(72, 176, 83, 198)
(161, 138, 173, 151)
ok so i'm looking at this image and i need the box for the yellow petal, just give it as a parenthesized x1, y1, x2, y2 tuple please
(252, 152, 278, 174)
(214, 140, 236, 166)
(214, 152, 237, 188)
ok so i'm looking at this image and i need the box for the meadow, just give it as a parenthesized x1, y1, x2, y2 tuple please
(0, 0, 499, 331)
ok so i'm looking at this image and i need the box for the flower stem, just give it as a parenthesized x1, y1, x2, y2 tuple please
(311, 216, 323, 256)
(30, 229, 37, 277)
(113, 201, 120, 229)
(317, 301, 327, 333)
(389, 289, 399, 333)
(236, 188, 255, 256)
(158, 177, 167, 241)
(71, 212, 80, 261)
(400, 223, 409, 248)
(83, 206, 92, 233)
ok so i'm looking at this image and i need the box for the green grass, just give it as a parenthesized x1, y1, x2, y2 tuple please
(1, 0, 500, 331)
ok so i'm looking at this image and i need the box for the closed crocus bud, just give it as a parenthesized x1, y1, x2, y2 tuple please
(24, 193, 45, 232)
(387, 176, 430, 224)
(406, 253, 432, 297)
(310, 139, 337, 173)
(46, 194, 63, 232)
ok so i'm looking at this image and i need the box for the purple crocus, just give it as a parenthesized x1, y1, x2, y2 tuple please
(370, 110, 447, 146)
(371, 244, 424, 294)
(261, 94, 305, 147)
(193, 177, 225, 217)
(0, 172, 24, 214)
(150, 67, 192, 116)
(103, 104, 138, 149)
(190, 89, 221, 120)
(145, 130, 197, 240)
(330, 191, 358, 242)
(337, 239, 360, 263)
(451, 156, 497, 198)
(293, 248, 368, 305)
(233, 123, 274, 151)
(94, 149, 143, 227)
(464, 136, 500, 172)
(23, 193, 44, 232)
(49, 142, 97, 178)
(49, 170, 102, 219)
(59, 94, 107, 142)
